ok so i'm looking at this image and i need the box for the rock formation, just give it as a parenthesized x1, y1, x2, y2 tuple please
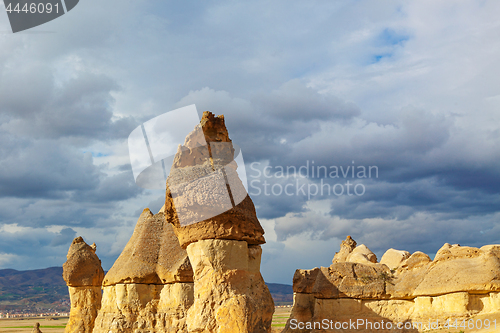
(165, 111, 265, 248)
(67, 111, 273, 333)
(63, 236, 104, 333)
(284, 236, 500, 333)
(92, 208, 194, 333)
(164, 111, 274, 333)
(32, 323, 42, 333)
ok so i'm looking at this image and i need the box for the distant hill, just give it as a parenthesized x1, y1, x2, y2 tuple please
(0, 267, 294, 312)
(0, 267, 69, 313)
(265, 283, 293, 305)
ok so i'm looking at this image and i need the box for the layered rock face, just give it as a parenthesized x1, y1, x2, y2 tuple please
(63, 237, 104, 333)
(284, 236, 500, 333)
(93, 208, 194, 333)
(165, 111, 274, 333)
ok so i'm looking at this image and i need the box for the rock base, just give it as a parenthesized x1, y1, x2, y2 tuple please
(284, 291, 500, 332)
(93, 283, 194, 333)
(66, 286, 102, 333)
(186, 239, 274, 333)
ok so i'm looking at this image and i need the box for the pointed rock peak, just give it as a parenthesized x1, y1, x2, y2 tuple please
(103, 209, 193, 286)
(63, 237, 104, 287)
(181, 111, 230, 151)
(199, 111, 230, 143)
(332, 235, 357, 263)
(343, 235, 357, 248)
(164, 112, 265, 248)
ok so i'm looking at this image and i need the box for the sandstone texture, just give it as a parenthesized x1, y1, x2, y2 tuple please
(164, 112, 274, 332)
(332, 235, 357, 263)
(71, 111, 274, 333)
(93, 283, 194, 333)
(186, 240, 274, 333)
(284, 236, 500, 333)
(63, 237, 104, 287)
(103, 209, 193, 286)
(164, 111, 265, 249)
(66, 286, 103, 333)
(380, 248, 411, 270)
(63, 237, 104, 333)
(93, 208, 194, 333)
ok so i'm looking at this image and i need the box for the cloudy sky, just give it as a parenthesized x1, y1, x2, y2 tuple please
(0, 1, 499, 284)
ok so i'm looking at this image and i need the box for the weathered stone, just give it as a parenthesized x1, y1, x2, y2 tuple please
(434, 243, 482, 262)
(165, 191, 265, 249)
(413, 253, 500, 296)
(335, 262, 389, 299)
(76, 111, 274, 333)
(380, 248, 411, 270)
(293, 268, 321, 294)
(295, 262, 391, 300)
(332, 235, 356, 263)
(346, 244, 378, 264)
(66, 286, 102, 333)
(285, 237, 500, 332)
(63, 237, 104, 287)
(164, 111, 266, 248)
(103, 209, 193, 286)
(93, 283, 194, 333)
(185, 239, 274, 333)
(399, 251, 432, 271)
(93, 206, 195, 333)
(63, 237, 104, 333)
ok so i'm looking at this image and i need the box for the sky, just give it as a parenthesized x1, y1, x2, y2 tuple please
(0, 0, 499, 285)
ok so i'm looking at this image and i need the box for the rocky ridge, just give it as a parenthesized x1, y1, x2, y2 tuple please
(283, 236, 500, 333)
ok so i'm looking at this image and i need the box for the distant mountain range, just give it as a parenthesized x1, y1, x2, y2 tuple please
(0, 267, 293, 313)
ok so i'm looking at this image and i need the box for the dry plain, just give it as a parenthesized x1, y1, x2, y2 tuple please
(3, 309, 500, 332)
(0, 317, 67, 333)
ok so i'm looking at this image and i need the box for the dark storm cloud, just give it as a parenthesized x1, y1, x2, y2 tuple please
(50, 227, 77, 246)
(0, 139, 99, 198)
(73, 170, 143, 203)
(176, 80, 361, 164)
(175, 84, 500, 250)
(0, 197, 120, 228)
(1, 70, 139, 141)
(254, 79, 360, 122)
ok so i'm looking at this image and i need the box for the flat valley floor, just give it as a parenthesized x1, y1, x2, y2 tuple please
(3, 309, 500, 333)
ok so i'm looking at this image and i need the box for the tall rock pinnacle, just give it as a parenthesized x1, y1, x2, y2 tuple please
(164, 111, 266, 249)
(164, 111, 274, 333)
